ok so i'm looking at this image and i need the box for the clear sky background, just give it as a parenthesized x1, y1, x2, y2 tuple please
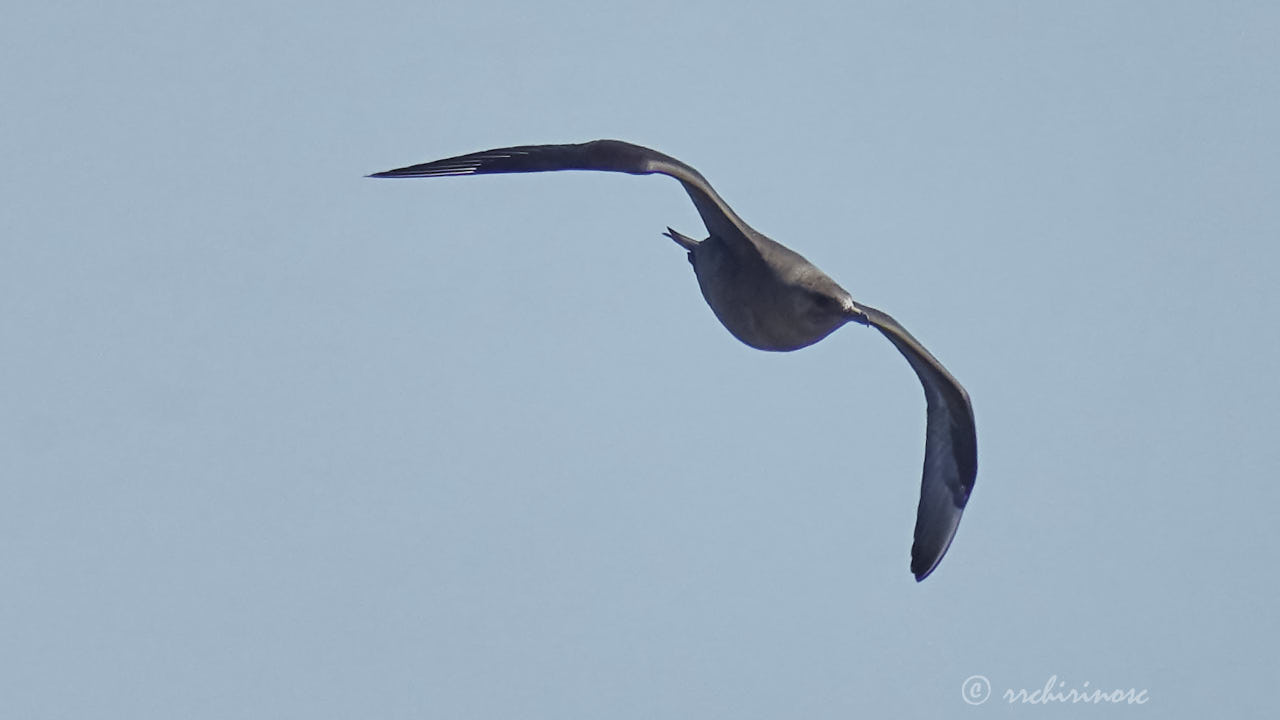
(3, 2, 1278, 718)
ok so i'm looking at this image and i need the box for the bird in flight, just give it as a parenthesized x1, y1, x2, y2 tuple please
(370, 139, 976, 581)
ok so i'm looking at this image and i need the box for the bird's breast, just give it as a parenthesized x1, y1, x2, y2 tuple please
(691, 251, 822, 352)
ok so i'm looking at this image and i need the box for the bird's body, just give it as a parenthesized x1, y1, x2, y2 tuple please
(371, 139, 976, 581)
(673, 226, 851, 352)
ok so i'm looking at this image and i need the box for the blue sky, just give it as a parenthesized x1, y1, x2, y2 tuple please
(3, 2, 1278, 717)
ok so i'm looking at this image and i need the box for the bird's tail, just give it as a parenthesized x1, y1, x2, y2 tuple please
(663, 226, 700, 251)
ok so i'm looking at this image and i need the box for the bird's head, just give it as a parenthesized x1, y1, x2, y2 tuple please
(792, 275, 866, 342)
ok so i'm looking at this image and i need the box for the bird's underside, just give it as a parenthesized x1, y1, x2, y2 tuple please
(371, 139, 976, 581)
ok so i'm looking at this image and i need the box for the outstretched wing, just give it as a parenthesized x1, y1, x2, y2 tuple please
(862, 307, 977, 581)
(370, 140, 751, 243)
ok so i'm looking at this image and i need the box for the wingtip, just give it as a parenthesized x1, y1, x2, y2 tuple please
(911, 530, 955, 582)
(911, 536, 953, 583)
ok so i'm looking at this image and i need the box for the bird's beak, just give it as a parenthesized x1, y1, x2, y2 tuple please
(842, 299, 870, 326)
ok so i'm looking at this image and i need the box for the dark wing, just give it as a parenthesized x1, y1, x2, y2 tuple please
(862, 307, 977, 581)
(370, 139, 751, 244)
